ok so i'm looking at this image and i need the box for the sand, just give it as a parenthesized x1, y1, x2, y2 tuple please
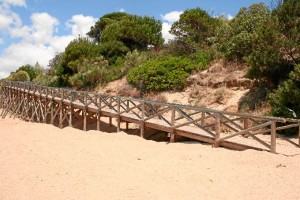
(1, 117, 300, 200)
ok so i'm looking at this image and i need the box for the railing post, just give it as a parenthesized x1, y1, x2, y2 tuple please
(170, 107, 176, 143)
(50, 89, 54, 124)
(97, 95, 101, 131)
(83, 92, 87, 131)
(109, 97, 112, 127)
(243, 118, 249, 137)
(140, 101, 145, 138)
(126, 100, 129, 130)
(69, 91, 73, 127)
(214, 113, 221, 147)
(117, 97, 121, 132)
(201, 112, 205, 126)
(59, 89, 63, 128)
(298, 124, 300, 148)
(271, 121, 276, 153)
(44, 87, 48, 123)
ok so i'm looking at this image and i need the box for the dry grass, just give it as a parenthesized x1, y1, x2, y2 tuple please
(117, 84, 141, 98)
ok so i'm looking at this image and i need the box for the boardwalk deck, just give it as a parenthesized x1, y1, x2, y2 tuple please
(1, 81, 300, 154)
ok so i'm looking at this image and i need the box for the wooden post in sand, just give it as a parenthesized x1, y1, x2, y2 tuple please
(109, 97, 112, 127)
(243, 118, 249, 137)
(214, 114, 221, 147)
(50, 90, 54, 125)
(170, 107, 176, 143)
(44, 88, 48, 123)
(117, 97, 120, 132)
(97, 95, 101, 131)
(59, 89, 63, 128)
(140, 101, 145, 138)
(69, 92, 73, 127)
(298, 124, 300, 148)
(271, 121, 276, 153)
(126, 100, 129, 130)
(83, 93, 87, 131)
(201, 112, 205, 126)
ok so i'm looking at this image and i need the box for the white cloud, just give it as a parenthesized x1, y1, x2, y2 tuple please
(160, 11, 182, 43)
(0, 42, 55, 77)
(227, 14, 234, 20)
(0, 2, 23, 32)
(0, 8, 97, 78)
(66, 14, 97, 36)
(30, 12, 59, 44)
(161, 11, 182, 24)
(119, 8, 125, 13)
(162, 22, 175, 43)
(4, 0, 26, 7)
(0, 38, 3, 44)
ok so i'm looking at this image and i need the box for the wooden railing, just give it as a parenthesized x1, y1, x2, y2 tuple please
(1, 81, 300, 153)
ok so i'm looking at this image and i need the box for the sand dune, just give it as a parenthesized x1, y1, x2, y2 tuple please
(1, 117, 300, 200)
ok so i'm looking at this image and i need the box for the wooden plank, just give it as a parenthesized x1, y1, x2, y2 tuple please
(214, 114, 221, 147)
(170, 107, 176, 143)
(97, 95, 101, 131)
(83, 93, 87, 131)
(140, 102, 145, 138)
(59, 91, 63, 128)
(144, 107, 172, 122)
(271, 121, 276, 153)
(218, 121, 272, 142)
(117, 98, 120, 132)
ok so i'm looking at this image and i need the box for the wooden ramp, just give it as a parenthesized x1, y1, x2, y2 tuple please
(1, 81, 300, 155)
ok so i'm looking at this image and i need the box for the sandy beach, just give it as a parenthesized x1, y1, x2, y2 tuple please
(1, 117, 300, 200)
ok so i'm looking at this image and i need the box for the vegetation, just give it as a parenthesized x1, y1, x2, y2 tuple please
(87, 12, 163, 64)
(170, 8, 220, 49)
(3, 1, 300, 123)
(127, 53, 210, 92)
(269, 64, 300, 118)
(6, 70, 30, 82)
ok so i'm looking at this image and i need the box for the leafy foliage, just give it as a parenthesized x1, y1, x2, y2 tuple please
(269, 64, 300, 119)
(170, 8, 219, 49)
(87, 12, 163, 64)
(6, 70, 30, 82)
(216, 3, 272, 61)
(87, 12, 129, 43)
(274, 0, 300, 65)
(57, 37, 101, 86)
(68, 56, 109, 89)
(127, 54, 210, 92)
(16, 65, 37, 81)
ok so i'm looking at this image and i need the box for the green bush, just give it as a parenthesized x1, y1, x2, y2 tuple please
(32, 74, 59, 87)
(16, 65, 37, 81)
(6, 70, 30, 82)
(127, 56, 201, 92)
(68, 56, 109, 89)
(269, 64, 300, 119)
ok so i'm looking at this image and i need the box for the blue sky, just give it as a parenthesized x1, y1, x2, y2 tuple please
(0, 0, 272, 78)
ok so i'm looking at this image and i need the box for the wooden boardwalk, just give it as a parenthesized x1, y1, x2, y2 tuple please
(1, 81, 300, 154)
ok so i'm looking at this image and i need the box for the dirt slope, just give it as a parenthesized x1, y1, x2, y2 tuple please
(97, 60, 256, 113)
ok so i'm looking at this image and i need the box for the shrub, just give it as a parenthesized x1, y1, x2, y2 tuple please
(269, 64, 300, 119)
(123, 50, 148, 75)
(117, 84, 141, 98)
(16, 65, 37, 81)
(68, 56, 109, 89)
(32, 74, 59, 87)
(6, 70, 30, 82)
(127, 56, 194, 92)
